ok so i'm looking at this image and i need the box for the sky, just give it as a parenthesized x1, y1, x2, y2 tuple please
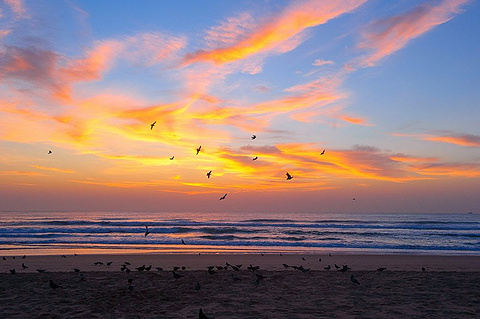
(0, 0, 479, 213)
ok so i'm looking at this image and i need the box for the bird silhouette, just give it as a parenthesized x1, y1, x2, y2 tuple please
(283, 263, 290, 268)
(324, 265, 331, 270)
(181, 239, 186, 245)
(145, 265, 152, 271)
(350, 274, 360, 285)
(9, 269, 15, 274)
(22, 263, 28, 269)
(199, 308, 210, 319)
(172, 271, 183, 279)
(206, 170, 212, 178)
(320, 150, 325, 155)
(377, 267, 387, 272)
(253, 156, 258, 161)
(353, 198, 356, 201)
(150, 121, 156, 130)
(36, 269, 46, 273)
(2, 257, 6, 260)
(335, 264, 340, 269)
(22, 255, 26, 259)
(73, 268, 81, 273)
(136, 265, 145, 272)
(196, 146, 202, 155)
(251, 135, 256, 140)
(48, 150, 52, 154)
(170, 156, 174, 160)
(219, 193, 227, 200)
(49, 280, 61, 289)
(286, 172, 293, 180)
(107, 261, 113, 266)
(145, 225, 150, 237)
(422, 267, 426, 272)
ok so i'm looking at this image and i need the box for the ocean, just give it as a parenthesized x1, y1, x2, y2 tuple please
(0, 211, 479, 256)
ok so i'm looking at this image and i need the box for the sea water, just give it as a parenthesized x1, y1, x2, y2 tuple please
(0, 211, 479, 256)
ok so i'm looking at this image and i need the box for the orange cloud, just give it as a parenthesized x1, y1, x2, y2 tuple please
(338, 115, 372, 126)
(393, 131, 480, 147)
(424, 134, 480, 147)
(30, 165, 75, 174)
(357, 0, 469, 67)
(183, 0, 367, 65)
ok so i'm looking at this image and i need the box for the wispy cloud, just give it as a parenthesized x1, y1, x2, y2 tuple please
(313, 59, 334, 66)
(4, 0, 28, 19)
(393, 131, 480, 147)
(356, 0, 469, 67)
(30, 165, 75, 174)
(183, 0, 367, 65)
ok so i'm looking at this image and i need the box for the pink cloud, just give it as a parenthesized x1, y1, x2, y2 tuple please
(4, 0, 28, 19)
(357, 0, 469, 67)
(313, 59, 334, 66)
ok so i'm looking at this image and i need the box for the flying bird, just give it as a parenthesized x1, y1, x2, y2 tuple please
(48, 150, 52, 154)
(251, 135, 256, 140)
(353, 198, 356, 201)
(219, 193, 227, 200)
(320, 150, 325, 155)
(350, 275, 360, 285)
(253, 156, 258, 161)
(286, 172, 293, 180)
(181, 239, 186, 245)
(145, 225, 150, 237)
(150, 121, 156, 130)
(170, 156, 174, 160)
(206, 170, 212, 178)
(196, 146, 201, 155)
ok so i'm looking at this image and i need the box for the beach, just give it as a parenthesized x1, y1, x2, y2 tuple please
(1, 254, 479, 318)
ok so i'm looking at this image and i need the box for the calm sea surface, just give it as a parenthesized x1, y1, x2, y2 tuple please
(0, 211, 479, 256)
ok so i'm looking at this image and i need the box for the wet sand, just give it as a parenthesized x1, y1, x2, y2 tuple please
(1, 254, 479, 318)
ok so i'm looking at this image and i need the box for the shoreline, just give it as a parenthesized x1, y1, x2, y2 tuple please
(2, 253, 480, 273)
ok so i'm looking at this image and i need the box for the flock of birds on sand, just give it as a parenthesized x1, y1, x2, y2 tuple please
(3, 252, 431, 319)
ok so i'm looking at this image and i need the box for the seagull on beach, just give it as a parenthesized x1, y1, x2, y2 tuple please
(150, 121, 156, 130)
(9, 269, 15, 274)
(350, 274, 360, 285)
(196, 146, 202, 155)
(145, 225, 150, 237)
(377, 267, 387, 272)
(324, 265, 331, 270)
(36, 269, 46, 273)
(206, 170, 212, 178)
(199, 308, 210, 319)
(49, 280, 61, 289)
(136, 265, 145, 272)
(22, 263, 28, 269)
(73, 268, 81, 273)
(219, 193, 227, 200)
(286, 172, 293, 180)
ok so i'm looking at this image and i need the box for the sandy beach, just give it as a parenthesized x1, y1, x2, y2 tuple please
(1, 254, 479, 318)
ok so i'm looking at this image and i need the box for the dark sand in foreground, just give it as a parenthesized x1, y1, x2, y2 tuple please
(1, 254, 479, 318)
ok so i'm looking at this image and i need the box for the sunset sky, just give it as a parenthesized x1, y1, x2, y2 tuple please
(0, 0, 479, 213)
